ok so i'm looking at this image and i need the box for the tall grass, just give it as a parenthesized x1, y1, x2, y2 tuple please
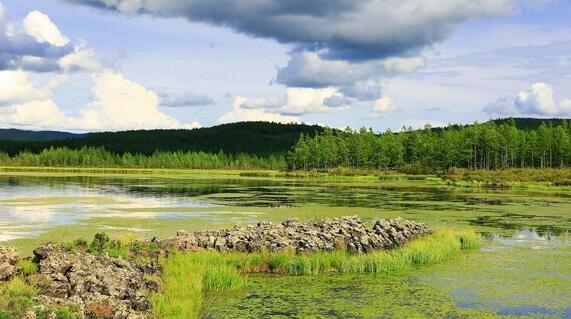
(152, 229, 480, 319)
(151, 252, 243, 319)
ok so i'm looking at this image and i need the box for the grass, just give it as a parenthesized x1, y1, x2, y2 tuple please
(0, 277, 82, 319)
(152, 229, 480, 319)
(16, 260, 38, 276)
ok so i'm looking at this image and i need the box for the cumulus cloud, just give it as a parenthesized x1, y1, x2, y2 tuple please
(159, 92, 215, 107)
(76, 70, 200, 130)
(0, 70, 58, 105)
(220, 88, 352, 120)
(66, 0, 516, 61)
(484, 82, 571, 116)
(58, 45, 101, 72)
(0, 3, 98, 72)
(0, 70, 201, 131)
(372, 96, 399, 113)
(217, 97, 298, 124)
(366, 96, 399, 119)
(23, 11, 69, 47)
(65, 0, 524, 101)
(281, 88, 350, 115)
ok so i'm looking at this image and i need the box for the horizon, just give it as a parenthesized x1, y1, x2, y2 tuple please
(1, 1, 571, 133)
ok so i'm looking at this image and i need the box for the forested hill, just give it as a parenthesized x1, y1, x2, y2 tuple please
(0, 129, 84, 142)
(0, 122, 323, 156)
(491, 118, 571, 130)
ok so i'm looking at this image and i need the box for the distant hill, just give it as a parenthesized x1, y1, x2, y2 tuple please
(0, 129, 85, 141)
(1, 118, 568, 157)
(0, 122, 323, 156)
(491, 118, 570, 130)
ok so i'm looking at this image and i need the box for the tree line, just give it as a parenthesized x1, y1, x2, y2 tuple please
(1, 119, 570, 172)
(287, 120, 571, 171)
(0, 147, 286, 170)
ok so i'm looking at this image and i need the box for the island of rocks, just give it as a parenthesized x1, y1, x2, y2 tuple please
(0, 216, 430, 319)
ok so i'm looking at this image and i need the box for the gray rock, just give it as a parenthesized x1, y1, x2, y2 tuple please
(0, 246, 19, 281)
(32, 246, 157, 319)
(161, 216, 431, 254)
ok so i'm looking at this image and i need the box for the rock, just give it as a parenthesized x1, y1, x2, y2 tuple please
(0, 263, 17, 281)
(161, 216, 431, 254)
(0, 246, 18, 265)
(32, 246, 157, 319)
(0, 246, 19, 281)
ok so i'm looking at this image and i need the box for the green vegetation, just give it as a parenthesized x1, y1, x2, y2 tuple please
(0, 278, 80, 319)
(0, 122, 322, 156)
(0, 147, 286, 169)
(3, 119, 571, 176)
(288, 119, 571, 171)
(16, 260, 38, 276)
(152, 230, 479, 319)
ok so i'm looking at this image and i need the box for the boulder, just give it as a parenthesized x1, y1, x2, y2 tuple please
(0, 246, 19, 281)
(32, 246, 157, 319)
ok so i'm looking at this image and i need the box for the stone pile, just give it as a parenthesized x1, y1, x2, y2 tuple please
(160, 216, 430, 254)
(30, 244, 156, 319)
(0, 246, 19, 281)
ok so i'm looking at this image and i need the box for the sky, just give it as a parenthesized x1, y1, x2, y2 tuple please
(0, 0, 570, 133)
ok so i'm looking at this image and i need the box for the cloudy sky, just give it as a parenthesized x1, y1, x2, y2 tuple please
(0, 0, 570, 132)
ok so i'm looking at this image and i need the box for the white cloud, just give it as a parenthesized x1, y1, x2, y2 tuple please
(58, 45, 101, 72)
(484, 82, 571, 116)
(217, 97, 298, 124)
(0, 70, 201, 131)
(23, 10, 69, 47)
(276, 52, 425, 100)
(77, 70, 199, 130)
(281, 88, 350, 115)
(0, 71, 51, 104)
(0, 100, 67, 128)
(372, 97, 398, 114)
(220, 88, 351, 121)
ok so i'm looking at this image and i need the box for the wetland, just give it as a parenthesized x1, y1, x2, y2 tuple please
(1, 170, 570, 318)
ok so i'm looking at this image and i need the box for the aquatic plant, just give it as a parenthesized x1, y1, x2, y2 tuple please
(152, 229, 480, 319)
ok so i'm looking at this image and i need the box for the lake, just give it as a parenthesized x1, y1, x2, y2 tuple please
(1, 173, 570, 318)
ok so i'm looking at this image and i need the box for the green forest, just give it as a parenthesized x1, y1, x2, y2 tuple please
(0, 147, 285, 170)
(1, 119, 570, 171)
(0, 122, 322, 156)
(287, 119, 571, 171)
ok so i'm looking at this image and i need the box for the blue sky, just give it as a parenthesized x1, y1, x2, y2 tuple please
(0, 0, 570, 132)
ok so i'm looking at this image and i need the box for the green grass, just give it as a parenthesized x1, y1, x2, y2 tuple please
(0, 277, 81, 319)
(151, 252, 243, 319)
(16, 260, 38, 276)
(152, 230, 479, 319)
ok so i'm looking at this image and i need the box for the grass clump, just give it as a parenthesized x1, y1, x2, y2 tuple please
(16, 260, 38, 276)
(0, 278, 82, 319)
(151, 252, 243, 319)
(86, 233, 130, 259)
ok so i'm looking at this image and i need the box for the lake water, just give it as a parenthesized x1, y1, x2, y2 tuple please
(1, 174, 570, 318)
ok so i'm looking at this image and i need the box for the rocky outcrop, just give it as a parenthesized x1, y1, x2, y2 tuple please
(160, 216, 431, 254)
(0, 246, 19, 281)
(31, 244, 156, 319)
(1, 216, 429, 318)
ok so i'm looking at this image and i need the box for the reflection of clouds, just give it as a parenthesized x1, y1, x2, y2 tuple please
(0, 183, 215, 241)
(490, 229, 571, 250)
(4, 205, 57, 223)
